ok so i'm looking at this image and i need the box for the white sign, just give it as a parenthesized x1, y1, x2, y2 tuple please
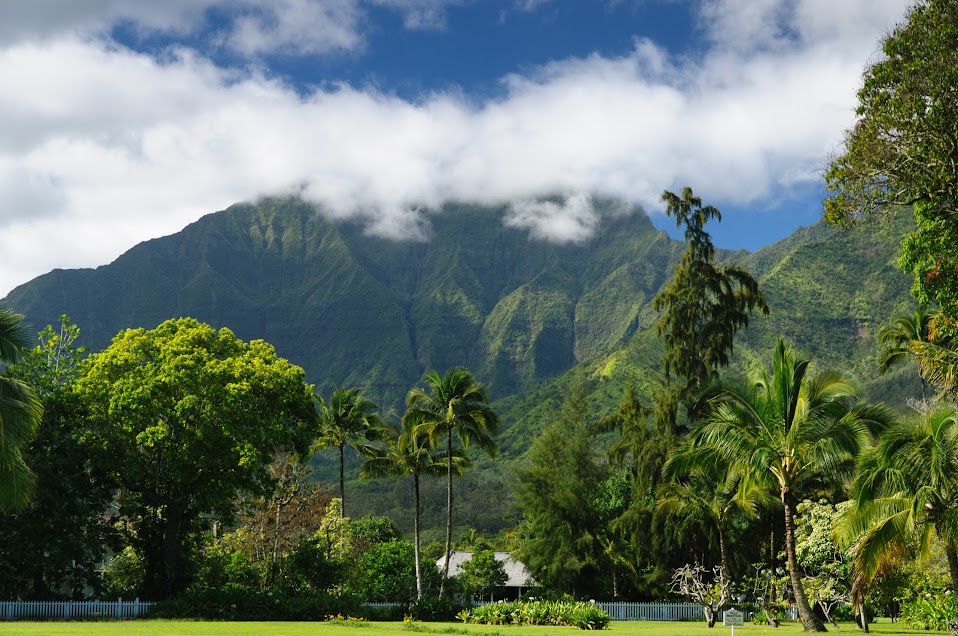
(724, 609, 745, 627)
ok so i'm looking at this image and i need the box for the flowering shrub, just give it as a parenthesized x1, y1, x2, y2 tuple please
(458, 600, 610, 630)
(897, 573, 956, 631)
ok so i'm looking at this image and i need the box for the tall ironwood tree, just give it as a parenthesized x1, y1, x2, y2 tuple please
(653, 187, 768, 429)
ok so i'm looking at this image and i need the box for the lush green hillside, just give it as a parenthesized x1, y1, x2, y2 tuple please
(3, 197, 680, 410)
(2, 198, 919, 537)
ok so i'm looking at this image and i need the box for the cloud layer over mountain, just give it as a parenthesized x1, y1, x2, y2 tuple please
(0, 0, 907, 296)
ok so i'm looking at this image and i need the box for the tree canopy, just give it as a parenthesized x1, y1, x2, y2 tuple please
(824, 0, 958, 337)
(0, 307, 43, 513)
(73, 317, 318, 598)
(653, 187, 768, 426)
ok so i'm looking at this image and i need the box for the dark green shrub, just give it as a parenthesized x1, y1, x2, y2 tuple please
(408, 597, 465, 621)
(150, 588, 363, 620)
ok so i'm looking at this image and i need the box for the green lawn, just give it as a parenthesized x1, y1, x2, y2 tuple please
(0, 620, 943, 636)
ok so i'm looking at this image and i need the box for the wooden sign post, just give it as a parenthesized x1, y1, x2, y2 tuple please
(724, 609, 744, 636)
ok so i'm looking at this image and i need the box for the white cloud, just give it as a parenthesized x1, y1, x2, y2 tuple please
(505, 194, 601, 244)
(0, 0, 465, 56)
(0, 0, 911, 297)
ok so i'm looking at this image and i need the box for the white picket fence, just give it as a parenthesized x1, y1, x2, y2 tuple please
(595, 602, 798, 622)
(0, 598, 154, 620)
(0, 598, 798, 622)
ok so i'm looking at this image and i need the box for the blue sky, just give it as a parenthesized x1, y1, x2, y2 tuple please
(0, 0, 909, 296)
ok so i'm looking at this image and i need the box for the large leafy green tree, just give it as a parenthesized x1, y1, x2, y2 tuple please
(684, 339, 894, 632)
(313, 386, 384, 518)
(73, 318, 318, 598)
(839, 408, 958, 611)
(824, 0, 958, 338)
(361, 419, 467, 599)
(653, 187, 768, 428)
(405, 367, 498, 598)
(0, 307, 43, 513)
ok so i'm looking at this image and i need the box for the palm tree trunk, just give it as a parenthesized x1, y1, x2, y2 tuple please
(783, 493, 827, 632)
(719, 526, 729, 580)
(414, 473, 423, 600)
(946, 541, 958, 617)
(339, 445, 345, 518)
(439, 429, 453, 599)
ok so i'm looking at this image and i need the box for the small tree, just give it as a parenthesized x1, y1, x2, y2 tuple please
(457, 549, 507, 602)
(671, 562, 732, 628)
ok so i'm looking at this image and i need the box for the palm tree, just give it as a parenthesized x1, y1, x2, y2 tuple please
(878, 306, 936, 399)
(360, 419, 468, 599)
(912, 337, 958, 399)
(659, 453, 771, 582)
(0, 308, 43, 513)
(312, 386, 385, 518)
(839, 408, 958, 612)
(405, 367, 499, 598)
(686, 339, 895, 632)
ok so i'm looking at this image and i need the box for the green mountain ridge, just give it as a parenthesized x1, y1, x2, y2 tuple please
(2, 197, 920, 536)
(4, 197, 684, 409)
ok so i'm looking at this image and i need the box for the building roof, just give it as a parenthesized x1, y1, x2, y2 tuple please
(438, 551, 534, 588)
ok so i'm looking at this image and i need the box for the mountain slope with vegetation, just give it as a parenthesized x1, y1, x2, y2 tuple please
(4, 197, 682, 410)
(2, 197, 919, 536)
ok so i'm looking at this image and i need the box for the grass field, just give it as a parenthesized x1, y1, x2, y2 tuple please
(0, 619, 945, 636)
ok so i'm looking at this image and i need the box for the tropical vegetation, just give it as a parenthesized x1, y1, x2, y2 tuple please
(1, 2, 958, 631)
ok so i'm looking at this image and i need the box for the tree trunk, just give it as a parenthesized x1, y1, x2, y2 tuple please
(163, 504, 186, 598)
(782, 492, 827, 632)
(768, 520, 780, 627)
(945, 541, 958, 618)
(719, 526, 729, 581)
(439, 428, 453, 599)
(414, 473, 422, 600)
(339, 444, 345, 518)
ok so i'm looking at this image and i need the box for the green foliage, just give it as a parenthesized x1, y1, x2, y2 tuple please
(352, 538, 417, 602)
(898, 572, 958, 631)
(149, 587, 364, 621)
(455, 549, 507, 601)
(407, 597, 466, 622)
(824, 0, 958, 337)
(101, 546, 147, 599)
(0, 315, 115, 600)
(405, 367, 499, 597)
(73, 317, 318, 598)
(683, 339, 895, 632)
(514, 385, 614, 597)
(0, 306, 43, 512)
(841, 407, 958, 595)
(653, 187, 768, 422)
(314, 387, 386, 518)
(277, 535, 346, 594)
(458, 600, 610, 630)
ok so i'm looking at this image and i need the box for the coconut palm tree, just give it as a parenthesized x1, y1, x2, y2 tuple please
(0, 308, 43, 513)
(405, 367, 498, 598)
(839, 408, 958, 612)
(878, 306, 936, 399)
(659, 453, 772, 583)
(360, 419, 469, 599)
(312, 386, 385, 518)
(686, 339, 895, 632)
